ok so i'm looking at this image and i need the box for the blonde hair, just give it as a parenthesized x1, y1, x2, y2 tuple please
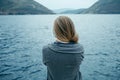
(54, 16, 78, 43)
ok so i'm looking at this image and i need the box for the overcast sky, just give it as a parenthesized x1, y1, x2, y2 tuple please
(34, 0, 98, 10)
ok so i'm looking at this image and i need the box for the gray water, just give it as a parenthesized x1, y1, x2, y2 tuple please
(0, 15, 120, 80)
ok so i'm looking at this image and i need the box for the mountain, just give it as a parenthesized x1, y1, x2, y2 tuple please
(53, 8, 74, 13)
(60, 9, 86, 14)
(82, 0, 120, 14)
(53, 8, 86, 14)
(0, 0, 54, 15)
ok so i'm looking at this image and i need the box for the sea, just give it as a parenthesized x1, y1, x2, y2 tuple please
(0, 14, 120, 80)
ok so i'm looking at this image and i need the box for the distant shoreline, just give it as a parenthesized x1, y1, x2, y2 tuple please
(0, 14, 120, 16)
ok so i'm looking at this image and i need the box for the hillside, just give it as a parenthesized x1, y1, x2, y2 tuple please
(82, 0, 120, 14)
(53, 8, 86, 14)
(0, 0, 54, 15)
(60, 9, 86, 14)
(53, 8, 74, 13)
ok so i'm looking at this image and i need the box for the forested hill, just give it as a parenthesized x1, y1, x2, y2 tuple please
(0, 0, 54, 15)
(82, 0, 120, 14)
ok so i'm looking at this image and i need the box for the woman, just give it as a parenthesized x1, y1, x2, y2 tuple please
(42, 16, 84, 80)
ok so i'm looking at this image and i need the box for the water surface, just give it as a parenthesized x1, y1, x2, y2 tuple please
(0, 15, 120, 80)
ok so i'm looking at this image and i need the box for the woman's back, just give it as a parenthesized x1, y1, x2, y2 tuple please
(42, 16, 84, 80)
(42, 42, 84, 80)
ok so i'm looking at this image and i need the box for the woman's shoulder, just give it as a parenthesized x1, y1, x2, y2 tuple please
(42, 44, 50, 50)
(77, 43, 84, 50)
(42, 43, 54, 51)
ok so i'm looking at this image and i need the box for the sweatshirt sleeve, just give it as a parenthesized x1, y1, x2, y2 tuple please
(81, 45, 84, 61)
(42, 46, 48, 66)
(78, 44, 84, 62)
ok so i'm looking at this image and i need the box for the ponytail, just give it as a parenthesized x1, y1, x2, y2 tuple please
(70, 34, 78, 43)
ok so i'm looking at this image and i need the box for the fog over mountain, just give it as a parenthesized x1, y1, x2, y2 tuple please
(0, 0, 119, 14)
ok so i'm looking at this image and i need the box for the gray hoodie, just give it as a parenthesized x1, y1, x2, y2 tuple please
(42, 42, 84, 80)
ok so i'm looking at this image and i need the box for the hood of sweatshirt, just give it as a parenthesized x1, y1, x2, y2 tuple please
(48, 42, 84, 54)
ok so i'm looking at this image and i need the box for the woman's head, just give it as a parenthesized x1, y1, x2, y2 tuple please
(54, 16, 78, 43)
